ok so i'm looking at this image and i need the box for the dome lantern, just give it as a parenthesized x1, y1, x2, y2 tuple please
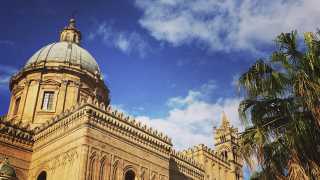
(59, 18, 81, 45)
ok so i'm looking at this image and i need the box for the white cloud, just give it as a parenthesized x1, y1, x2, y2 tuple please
(135, 80, 242, 150)
(135, 0, 320, 52)
(167, 80, 216, 107)
(115, 34, 130, 53)
(112, 104, 129, 114)
(89, 22, 150, 58)
(113, 104, 145, 116)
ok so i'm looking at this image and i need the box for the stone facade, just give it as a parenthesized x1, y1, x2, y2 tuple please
(0, 19, 243, 180)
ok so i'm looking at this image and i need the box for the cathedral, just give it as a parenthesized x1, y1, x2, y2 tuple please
(0, 19, 243, 180)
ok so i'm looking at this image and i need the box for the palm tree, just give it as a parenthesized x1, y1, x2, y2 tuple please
(238, 31, 320, 179)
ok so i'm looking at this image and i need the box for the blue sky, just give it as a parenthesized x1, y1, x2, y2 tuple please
(1, 0, 319, 178)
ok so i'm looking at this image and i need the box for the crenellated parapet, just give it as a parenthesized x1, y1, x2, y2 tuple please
(0, 115, 34, 150)
(170, 149, 205, 180)
(171, 149, 204, 170)
(181, 144, 231, 168)
(33, 100, 172, 156)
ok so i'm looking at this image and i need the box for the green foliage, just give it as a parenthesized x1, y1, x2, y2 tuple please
(238, 31, 320, 180)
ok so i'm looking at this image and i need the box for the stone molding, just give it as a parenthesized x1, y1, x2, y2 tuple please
(10, 62, 102, 89)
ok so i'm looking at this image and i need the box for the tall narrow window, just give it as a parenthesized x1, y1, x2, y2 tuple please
(42, 92, 54, 110)
(13, 97, 21, 115)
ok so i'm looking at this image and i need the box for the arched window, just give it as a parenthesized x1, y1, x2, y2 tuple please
(125, 170, 135, 180)
(37, 171, 47, 180)
(224, 151, 228, 160)
(13, 97, 21, 115)
(220, 151, 228, 160)
(233, 147, 237, 161)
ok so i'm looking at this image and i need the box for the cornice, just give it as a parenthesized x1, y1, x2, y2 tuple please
(9, 63, 106, 91)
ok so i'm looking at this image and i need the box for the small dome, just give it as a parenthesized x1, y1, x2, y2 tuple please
(25, 41, 100, 74)
(0, 159, 17, 179)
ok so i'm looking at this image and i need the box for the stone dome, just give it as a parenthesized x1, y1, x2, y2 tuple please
(25, 41, 100, 74)
(0, 159, 17, 179)
(24, 18, 100, 75)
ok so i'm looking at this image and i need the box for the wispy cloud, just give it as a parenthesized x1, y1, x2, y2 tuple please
(89, 22, 150, 58)
(113, 104, 145, 116)
(0, 40, 14, 46)
(0, 76, 11, 85)
(0, 65, 18, 89)
(0, 65, 18, 74)
(167, 80, 217, 107)
(135, 0, 320, 53)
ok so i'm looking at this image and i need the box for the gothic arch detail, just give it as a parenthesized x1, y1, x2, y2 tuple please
(99, 155, 111, 180)
(112, 159, 120, 180)
(88, 151, 97, 180)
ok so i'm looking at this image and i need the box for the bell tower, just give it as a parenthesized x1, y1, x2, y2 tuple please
(214, 112, 243, 180)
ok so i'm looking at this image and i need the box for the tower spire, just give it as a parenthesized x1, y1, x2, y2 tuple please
(59, 18, 81, 45)
(221, 111, 230, 129)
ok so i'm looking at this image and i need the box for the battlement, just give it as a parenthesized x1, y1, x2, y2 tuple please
(0, 115, 34, 149)
(170, 149, 205, 180)
(34, 100, 172, 155)
(171, 149, 204, 170)
(181, 144, 230, 165)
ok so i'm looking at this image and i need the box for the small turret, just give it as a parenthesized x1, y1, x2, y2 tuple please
(0, 158, 17, 180)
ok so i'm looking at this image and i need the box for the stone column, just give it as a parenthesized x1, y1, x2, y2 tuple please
(56, 80, 68, 114)
(78, 145, 89, 180)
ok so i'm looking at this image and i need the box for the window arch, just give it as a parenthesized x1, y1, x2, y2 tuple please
(233, 147, 237, 161)
(220, 150, 228, 160)
(13, 97, 21, 115)
(37, 171, 47, 180)
(124, 170, 135, 180)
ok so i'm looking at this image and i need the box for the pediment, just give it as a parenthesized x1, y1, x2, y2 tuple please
(40, 79, 61, 86)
